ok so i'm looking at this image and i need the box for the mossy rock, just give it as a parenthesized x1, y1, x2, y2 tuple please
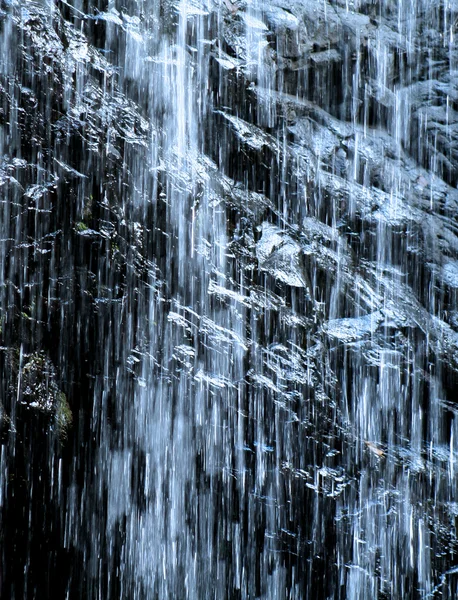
(21, 351, 59, 413)
(55, 392, 73, 439)
(13, 351, 73, 440)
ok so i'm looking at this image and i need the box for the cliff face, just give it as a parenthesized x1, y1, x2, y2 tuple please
(1, 0, 458, 598)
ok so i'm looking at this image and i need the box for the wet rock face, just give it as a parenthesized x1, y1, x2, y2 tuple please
(1, 0, 458, 598)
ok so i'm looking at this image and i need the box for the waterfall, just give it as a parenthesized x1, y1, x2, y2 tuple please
(1, 0, 458, 598)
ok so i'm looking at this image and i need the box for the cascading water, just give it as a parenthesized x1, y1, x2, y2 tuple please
(1, 0, 458, 598)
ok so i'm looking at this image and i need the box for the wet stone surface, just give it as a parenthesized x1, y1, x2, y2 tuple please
(1, 0, 458, 598)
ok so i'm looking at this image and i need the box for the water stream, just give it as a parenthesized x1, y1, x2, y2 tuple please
(1, 0, 458, 598)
